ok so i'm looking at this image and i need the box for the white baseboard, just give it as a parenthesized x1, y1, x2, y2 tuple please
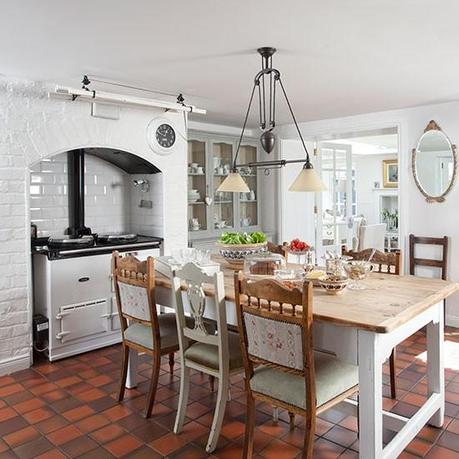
(446, 315, 459, 329)
(0, 353, 31, 377)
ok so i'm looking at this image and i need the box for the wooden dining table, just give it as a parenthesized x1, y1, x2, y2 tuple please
(126, 257, 458, 459)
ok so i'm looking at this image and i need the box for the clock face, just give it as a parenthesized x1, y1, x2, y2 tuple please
(155, 124, 176, 148)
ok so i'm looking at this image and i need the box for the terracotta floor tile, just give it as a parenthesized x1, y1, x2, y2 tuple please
(87, 374, 113, 387)
(1, 332, 457, 458)
(12, 436, 54, 459)
(75, 413, 111, 433)
(29, 382, 59, 395)
(426, 444, 459, 458)
(41, 389, 68, 403)
(62, 404, 95, 422)
(0, 416, 29, 436)
(56, 376, 82, 387)
(3, 426, 40, 448)
(104, 433, 142, 457)
(0, 383, 23, 397)
(0, 406, 18, 422)
(260, 438, 301, 459)
(12, 397, 45, 414)
(102, 404, 133, 421)
(76, 387, 106, 402)
(437, 430, 459, 452)
(34, 449, 67, 459)
(22, 407, 54, 424)
(34, 414, 68, 435)
(149, 432, 187, 456)
(0, 376, 15, 387)
(60, 435, 99, 457)
(312, 437, 346, 458)
(131, 421, 169, 443)
(90, 423, 126, 444)
(47, 424, 83, 446)
(324, 425, 358, 448)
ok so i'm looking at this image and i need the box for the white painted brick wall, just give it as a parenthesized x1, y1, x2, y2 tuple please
(0, 77, 188, 374)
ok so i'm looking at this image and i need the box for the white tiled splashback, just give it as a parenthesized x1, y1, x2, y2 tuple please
(30, 152, 164, 238)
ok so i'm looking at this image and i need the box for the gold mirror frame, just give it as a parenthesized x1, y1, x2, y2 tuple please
(411, 120, 457, 203)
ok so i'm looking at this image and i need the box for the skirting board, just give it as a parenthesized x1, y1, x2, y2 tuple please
(0, 353, 31, 377)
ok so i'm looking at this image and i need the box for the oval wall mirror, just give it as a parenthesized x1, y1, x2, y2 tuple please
(412, 120, 457, 202)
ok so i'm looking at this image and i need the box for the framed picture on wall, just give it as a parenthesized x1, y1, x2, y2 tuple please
(383, 159, 398, 188)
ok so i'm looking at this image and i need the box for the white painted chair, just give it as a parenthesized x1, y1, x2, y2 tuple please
(358, 223, 386, 251)
(171, 262, 244, 453)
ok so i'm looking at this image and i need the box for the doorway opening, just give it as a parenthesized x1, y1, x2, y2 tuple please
(315, 127, 399, 255)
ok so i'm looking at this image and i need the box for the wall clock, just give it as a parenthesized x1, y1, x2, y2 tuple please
(147, 117, 184, 155)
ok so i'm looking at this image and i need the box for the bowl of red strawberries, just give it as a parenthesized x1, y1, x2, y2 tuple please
(287, 238, 311, 255)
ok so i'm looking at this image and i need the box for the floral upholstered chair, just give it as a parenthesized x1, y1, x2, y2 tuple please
(234, 273, 359, 458)
(171, 262, 244, 453)
(112, 252, 181, 418)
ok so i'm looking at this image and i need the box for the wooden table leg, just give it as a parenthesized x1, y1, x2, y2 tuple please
(427, 301, 445, 427)
(126, 349, 138, 389)
(358, 330, 383, 459)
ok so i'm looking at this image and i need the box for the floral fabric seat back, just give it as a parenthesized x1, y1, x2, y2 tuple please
(234, 274, 314, 376)
(112, 253, 155, 326)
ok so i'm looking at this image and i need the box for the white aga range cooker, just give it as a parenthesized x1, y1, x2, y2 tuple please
(31, 149, 163, 361)
(32, 234, 162, 361)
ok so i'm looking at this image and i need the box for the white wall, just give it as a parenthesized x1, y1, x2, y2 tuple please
(279, 100, 459, 326)
(0, 77, 188, 375)
(354, 153, 397, 224)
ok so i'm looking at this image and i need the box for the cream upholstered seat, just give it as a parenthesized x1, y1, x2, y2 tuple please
(184, 331, 243, 371)
(250, 351, 358, 409)
(124, 314, 194, 350)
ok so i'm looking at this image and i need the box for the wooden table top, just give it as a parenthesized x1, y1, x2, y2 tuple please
(155, 256, 459, 334)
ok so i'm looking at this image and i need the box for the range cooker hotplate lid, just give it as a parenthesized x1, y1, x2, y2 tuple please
(48, 235, 95, 249)
(96, 232, 138, 244)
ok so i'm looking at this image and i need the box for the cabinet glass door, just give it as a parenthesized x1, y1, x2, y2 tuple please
(212, 142, 234, 230)
(238, 144, 258, 228)
(188, 140, 208, 232)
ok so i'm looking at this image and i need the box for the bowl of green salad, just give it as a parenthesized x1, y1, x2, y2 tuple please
(216, 231, 268, 268)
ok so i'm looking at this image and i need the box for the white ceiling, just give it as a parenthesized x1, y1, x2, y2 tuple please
(2, 1, 459, 127)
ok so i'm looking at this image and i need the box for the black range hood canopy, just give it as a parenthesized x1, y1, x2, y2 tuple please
(84, 148, 161, 174)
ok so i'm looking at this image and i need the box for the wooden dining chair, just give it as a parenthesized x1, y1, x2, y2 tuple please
(342, 247, 402, 398)
(234, 274, 359, 458)
(112, 252, 180, 418)
(172, 262, 244, 453)
(409, 234, 448, 280)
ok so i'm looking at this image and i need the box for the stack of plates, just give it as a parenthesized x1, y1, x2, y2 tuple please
(188, 189, 200, 203)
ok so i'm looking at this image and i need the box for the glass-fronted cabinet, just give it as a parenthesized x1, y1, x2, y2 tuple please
(188, 133, 261, 240)
(238, 144, 258, 229)
(212, 141, 235, 230)
(188, 140, 208, 232)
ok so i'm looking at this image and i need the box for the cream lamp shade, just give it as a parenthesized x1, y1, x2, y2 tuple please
(288, 165, 327, 192)
(216, 171, 250, 193)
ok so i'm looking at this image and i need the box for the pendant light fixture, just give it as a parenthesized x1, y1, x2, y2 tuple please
(217, 47, 326, 193)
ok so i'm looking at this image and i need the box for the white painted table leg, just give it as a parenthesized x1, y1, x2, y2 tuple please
(272, 407, 279, 422)
(126, 349, 138, 389)
(358, 330, 383, 459)
(427, 302, 445, 427)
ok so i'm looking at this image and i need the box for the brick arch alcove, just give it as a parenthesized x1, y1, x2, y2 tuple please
(0, 79, 188, 374)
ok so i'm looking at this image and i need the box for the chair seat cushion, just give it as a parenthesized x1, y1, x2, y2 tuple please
(124, 313, 185, 351)
(184, 331, 243, 371)
(249, 351, 358, 409)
